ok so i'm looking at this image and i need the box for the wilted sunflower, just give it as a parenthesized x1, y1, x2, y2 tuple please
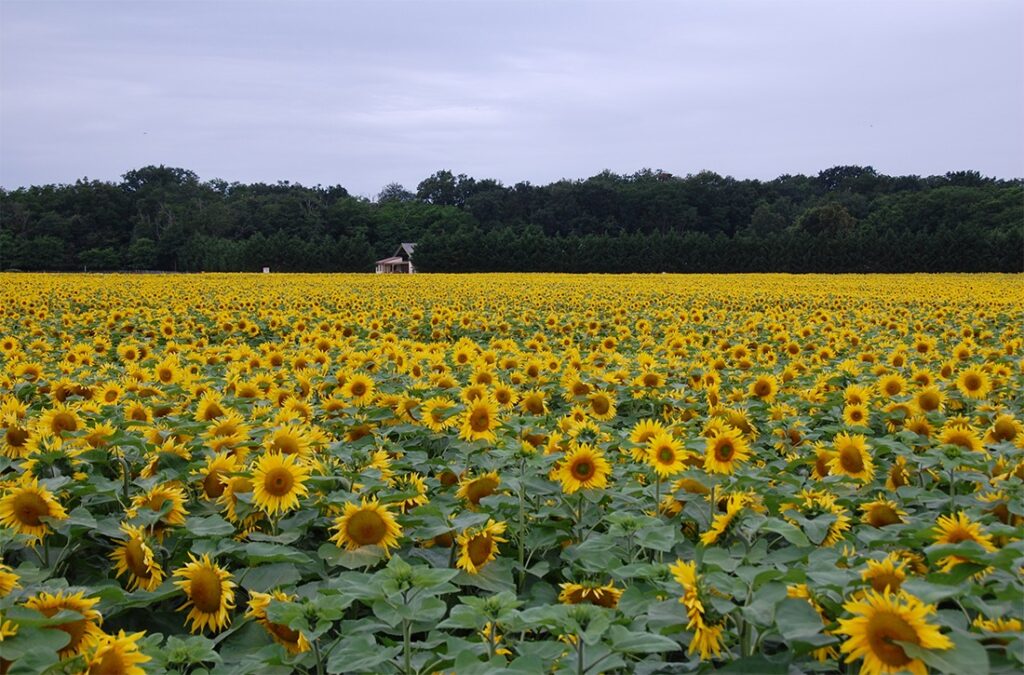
(703, 427, 751, 475)
(828, 433, 874, 483)
(246, 590, 311, 654)
(457, 471, 501, 508)
(459, 397, 501, 442)
(331, 498, 402, 556)
(556, 443, 611, 494)
(111, 524, 165, 591)
(647, 432, 687, 478)
(251, 452, 311, 516)
(558, 580, 623, 608)
(23, 590, 103, 657)
(456, 519, 507, 574)
(86, 630, 151, 675)
(837, 590, 952, 675)
(173, 553, 236, 634)
(0, 476, 69, 543)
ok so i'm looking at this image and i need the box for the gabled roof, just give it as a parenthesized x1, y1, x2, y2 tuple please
(397, 242, 417, 258)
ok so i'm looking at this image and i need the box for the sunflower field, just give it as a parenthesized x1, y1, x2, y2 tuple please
(0, 272, 1022, 675)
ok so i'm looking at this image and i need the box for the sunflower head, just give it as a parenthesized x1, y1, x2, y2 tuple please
(23, 590, 103, 657)
(173, 553, 236, 634)
(456, 519, 508, 574)
(556, 443, 612, 494)
(331, 498, 403, 556)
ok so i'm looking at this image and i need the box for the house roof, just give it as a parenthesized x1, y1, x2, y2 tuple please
(375, 256, 406, 265)
(398, 242, 417, 257)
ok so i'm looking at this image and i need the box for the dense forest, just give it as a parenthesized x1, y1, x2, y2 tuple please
(0, 165, 1021, 272)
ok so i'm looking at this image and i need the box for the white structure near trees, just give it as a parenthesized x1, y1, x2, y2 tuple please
(375, 243, 417, 274)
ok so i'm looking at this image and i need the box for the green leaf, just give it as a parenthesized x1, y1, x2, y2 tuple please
(774, 597, 824, 642)
(240, 563, 301, 592)
(243, 542, 312, 564)
(325, 634, 401, 673)
(759, 518, 811, 547)
(186, 514, 236, 537)
(606, 625, 679, 653)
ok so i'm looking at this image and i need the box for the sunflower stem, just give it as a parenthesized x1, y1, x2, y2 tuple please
(312, 638, 325, 675)
(576, 638, 585, 675)
(654, 474, 661, 517)
(576, 494, 585, 539)
(402, 618, 412, 675)
(517, 458, 526, 591)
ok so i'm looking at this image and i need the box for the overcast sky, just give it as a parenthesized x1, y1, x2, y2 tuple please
(1, 1, 1021, 197)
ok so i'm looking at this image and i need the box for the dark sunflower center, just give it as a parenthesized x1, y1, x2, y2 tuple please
(350, 382, 366, 396)
(470, 411, 491, 432)
(5, 426, 28, 448)
(964, 374, 981, 390)
(658, 447, 674, 463)
(125, 539, 152, 579)
(52, 412, 78, 433)
(715, 440, 735, 463)
(592, 397, 609, 414)
(839, 446, 864, 473)
(347, 510, 386, 545)
(275, 435, 300, 454)
(265, 467, 295, 496)
(13, 492, 48, 526)
(572, 460, 592, 479)
(466, 478, 497, 505)
(869, 505, 901, 527)
(467, 535, 494, 566)
(190, 568, 224, 613)
(204, 470, 226, 498)
(866, 612, 918, 667)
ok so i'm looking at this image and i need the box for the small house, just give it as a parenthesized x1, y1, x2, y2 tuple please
(375, 243, 417, 274)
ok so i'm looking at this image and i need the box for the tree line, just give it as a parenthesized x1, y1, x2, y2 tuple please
(0, 165, 1020, 272)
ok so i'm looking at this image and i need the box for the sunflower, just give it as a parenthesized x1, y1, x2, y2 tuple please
(828, 433, 874, 483)
(558, 580, 623, 608)
(660, 477, 710, 516)
(844, 384, 872, 406)
(0, 418, 32, 458)
(128, 483, 189, 536)
(194, 391, 228, 421)
(876, 373, 907, 399)
(262, 424, 314, 457)
(23, 590, 104, 657)
(842, 403, 870, 427)
(837, 590, 952, 675)
(0, 476, 69, 543)
(341, 373, 376, 405)
(37, 402, 83, 439)
(459, 397, 501, 442)
(956, 367, 991, 400)
(860, 496, 907, 528)
(938, 424, 984, 453)
(669, 559, 725, 660)
(111, 524, 165, 591)
(913, 385, 945, 413)
(861, 554, 908, 594)
(217, 473, 255, 524)
(701, 493, 748, 546)
(456, 519, 507, 574)
(556, 443, 611, 494)
(748, 374, 778, 401)
(519, 389, 547, 416)
(331, 498, 403, 556)
(811, 444, 836, 480)
(251, 452, 311, 516)
(647, 432, 687, 478)
(457, 471, 501, 508)
(86, 630, 151, 675)
(393, 472, 429, 512)
(173, 553, 236, 634)
(246, 590, 312, 654)
(420, 396, 458, 432)
(0, 564, 20, 597)
(195, 452, 238, 500)
(703, 427, 751, 475)
(985, 413, 1023, 445)
(205, 411, 251, 452)
(586, 390, 617, 421)
(932, 512, 996, 572)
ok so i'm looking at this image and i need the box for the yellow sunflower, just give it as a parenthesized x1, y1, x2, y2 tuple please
(985, 413, 1023, 445)
(457, 471, 501, 509)
(842, 403, 870, 427)
(828, 433, 874, 483)
(194, 452, 239, 500)
(262, 424, 314, 457)
(459, 397, 501, 443)
(647, 432, 687, 478)
(837, 590, 952, 675)
(251, 452, 311, 516)
(340, 373, 376, 406)
(556, 443, 611, 494)
(394, 472, 429, 512)
(519, 389, 548, 416)
(932, 511, 997, 572)
(456, 519, 507, 574)
(86, 630, 151, 675)
(860, 496, 907, 528)
(586, 390, 617, 421)
(861, 554, 908, 594)
(173, 553, 236, 634)
(956, 366, 991, 400)
(420, 396, 458, 432)
(111, 523, 165, 591)
(0, 476, 69, 543)
(938, 424, 984, 453)
(246, 590, 312, 654)
(748, 374, 778, 401)
(23, 590, 104, 657)
(128, 483, 189, 536)
(331, 498, 403, 556)
(558, 580, 623, 608)
(703, 427, 751, 475)
(0, 564, 20, 597)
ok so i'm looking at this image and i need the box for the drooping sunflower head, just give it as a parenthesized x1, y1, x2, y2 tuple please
(246, 590, 311, 654)
(23, 590, 103, 657)
(331, 498, 403, 555)
(456, 519, 508, 574)
(173, 553, 236, 634)
(110, 523, 165, 592)
(558, 580, 623, 608)
(860, 496, 907, 528)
